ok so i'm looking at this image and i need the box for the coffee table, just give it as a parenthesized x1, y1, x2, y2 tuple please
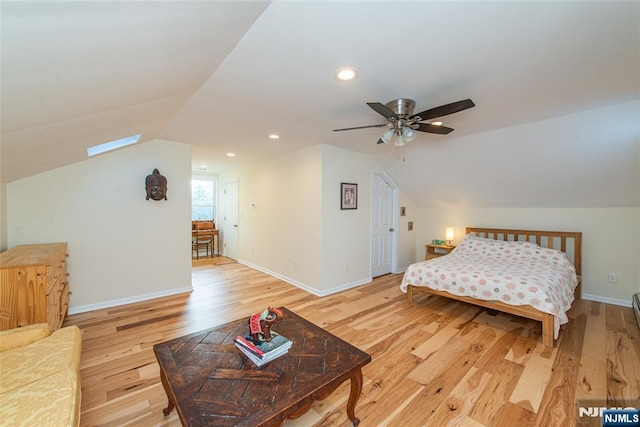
(153, 307, 371, 426)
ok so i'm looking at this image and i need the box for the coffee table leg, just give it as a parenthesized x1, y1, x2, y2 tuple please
(159, 369, 175, 416)
(347, 368, 364, 426)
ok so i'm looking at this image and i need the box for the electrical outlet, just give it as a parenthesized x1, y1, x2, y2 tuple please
(608, 273, 617, 283)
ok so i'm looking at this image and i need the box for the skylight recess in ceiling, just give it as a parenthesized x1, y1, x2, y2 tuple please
(87, 134, 141, 157)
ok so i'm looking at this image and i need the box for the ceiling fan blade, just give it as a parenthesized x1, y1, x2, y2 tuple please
(367, 102, 398, 119)
(415, 123, 455, 134)
(413, 99, 475, 121)
(333, 124, 388, 132)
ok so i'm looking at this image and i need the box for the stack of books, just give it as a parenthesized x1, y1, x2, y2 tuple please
(234, 331, 292, 367)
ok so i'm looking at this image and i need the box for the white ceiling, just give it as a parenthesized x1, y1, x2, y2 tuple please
(2, 1, 639, 207)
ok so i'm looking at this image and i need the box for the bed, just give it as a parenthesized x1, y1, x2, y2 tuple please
(401, 227, 582, 347)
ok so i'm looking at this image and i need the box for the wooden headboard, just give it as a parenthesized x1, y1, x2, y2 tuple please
(465, 227, 582, 276)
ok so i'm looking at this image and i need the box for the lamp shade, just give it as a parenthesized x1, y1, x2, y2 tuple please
(445, 227, 455, 243)
(381, 129, 394, 144)
(403, 127, 416, 142)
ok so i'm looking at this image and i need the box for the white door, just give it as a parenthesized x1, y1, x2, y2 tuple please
(222, 179, 239, 260)
(372, 173, 394, 277)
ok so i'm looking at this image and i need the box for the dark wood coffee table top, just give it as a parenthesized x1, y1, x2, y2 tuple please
(153, 307, 371, 426)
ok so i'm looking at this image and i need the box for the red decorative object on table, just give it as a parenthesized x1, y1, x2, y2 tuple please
(248, 306, 283, 342)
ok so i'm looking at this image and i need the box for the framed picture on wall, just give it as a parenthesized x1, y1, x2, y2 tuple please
(341, 183, 358, 210)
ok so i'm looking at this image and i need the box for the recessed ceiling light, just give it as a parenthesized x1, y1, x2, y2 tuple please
(269, 134, 280, 139)
(334, 67, 358, 81)
(227, 152, 236, 157)
(431, 121, 443, 126)
(87, 133, 141, 157)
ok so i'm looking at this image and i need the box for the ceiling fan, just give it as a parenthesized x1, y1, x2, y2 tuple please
(333, 98, 475, 146)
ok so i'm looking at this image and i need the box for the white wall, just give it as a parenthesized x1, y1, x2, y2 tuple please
(416, 207, 640, 305)
(0, 183, 7, 252)
(6, 139, 193, 312)
(320, 145, 376, 292)
(3, 139, 418, 314)
(230, 145, 324, 291)
(396, 188, 419, 271)
(224, 144, 417, 295)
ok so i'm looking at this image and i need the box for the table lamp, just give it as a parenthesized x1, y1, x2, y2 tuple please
(445, 227, 455, 246)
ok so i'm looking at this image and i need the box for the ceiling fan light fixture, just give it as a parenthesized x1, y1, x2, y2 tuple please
(333, 98, 474, 146)
(402, 127, 416, 142)
(380, 129, 394, 144)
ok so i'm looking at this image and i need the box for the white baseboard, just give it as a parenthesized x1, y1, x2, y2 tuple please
(582, 293, 632, 308)
(319, 277, 372, 296)
(67, 286, 193, 315)
(67, 273, 630, 316)
(238, 259, 371, 297)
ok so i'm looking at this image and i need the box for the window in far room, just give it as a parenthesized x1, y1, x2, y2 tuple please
(191, 178, 216, 221)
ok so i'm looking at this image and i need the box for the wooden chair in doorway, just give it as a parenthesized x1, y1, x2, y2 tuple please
(192, 220, 215, 259)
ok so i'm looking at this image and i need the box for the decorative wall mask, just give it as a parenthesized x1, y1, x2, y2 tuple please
(145, 168, 168, 201)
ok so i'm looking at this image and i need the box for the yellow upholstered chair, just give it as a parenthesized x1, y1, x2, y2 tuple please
(0, 323, 82, 426)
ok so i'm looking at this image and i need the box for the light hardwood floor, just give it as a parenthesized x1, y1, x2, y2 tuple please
(64, 257, 640, 427)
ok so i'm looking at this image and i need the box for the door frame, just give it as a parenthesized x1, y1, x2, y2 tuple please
(371, 170, 399, 276)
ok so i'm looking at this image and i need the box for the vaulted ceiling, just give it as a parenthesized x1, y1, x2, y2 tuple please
(2, 1, 639, 207)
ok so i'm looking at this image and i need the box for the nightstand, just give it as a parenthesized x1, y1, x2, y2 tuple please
(425, 244, 455, 261)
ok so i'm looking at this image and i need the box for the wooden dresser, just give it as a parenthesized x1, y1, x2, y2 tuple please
(0, 243, 69, 331)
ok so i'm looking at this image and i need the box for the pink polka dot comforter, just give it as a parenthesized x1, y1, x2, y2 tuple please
(400, 234, 578, 339)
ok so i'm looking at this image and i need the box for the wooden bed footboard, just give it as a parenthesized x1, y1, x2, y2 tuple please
(407, 227, 582, 348)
